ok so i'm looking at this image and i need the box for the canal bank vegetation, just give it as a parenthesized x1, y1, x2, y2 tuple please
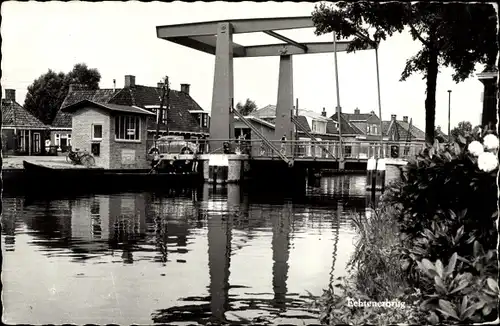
(315, 128, 499, 325)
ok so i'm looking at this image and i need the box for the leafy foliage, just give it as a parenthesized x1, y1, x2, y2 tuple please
(236, 98, 257, 116)
(312, 2, 498, 143)
(417, 248, 498, 324)
(24, 63, 101, 124)
(450, 121, 473, 143)
(389, 130, 498, 252)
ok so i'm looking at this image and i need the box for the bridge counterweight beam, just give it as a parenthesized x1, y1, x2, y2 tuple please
(275, 55, 294, 157)
(210, 22, 235, 151)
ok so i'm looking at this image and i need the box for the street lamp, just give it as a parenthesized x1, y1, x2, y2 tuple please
(447, 90, 452, 142)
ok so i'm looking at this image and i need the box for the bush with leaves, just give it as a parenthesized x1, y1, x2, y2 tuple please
(389, 128, 498, 255)
(416, 245, 498, 324)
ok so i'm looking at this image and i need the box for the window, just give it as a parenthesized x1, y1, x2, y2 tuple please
(91, 143, 100, 156)
(92, 124, 103, 140)
(202, 114, 208, 128)
(67, 134, 72, 146)
(115, 115, 140, 141)
(55, 133, 60, 146)
(312, 121, 317, 132)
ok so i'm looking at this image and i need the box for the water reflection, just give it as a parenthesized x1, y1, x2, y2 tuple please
(2, 175, 374, 325)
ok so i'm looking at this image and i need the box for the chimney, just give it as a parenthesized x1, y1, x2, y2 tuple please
(5, 89, 15, 102)
(354, 107, 360, 114)
(180, 83, 190, 95)
(124, 75, 136, 88)
(321, 107, 327, 117)
(113, 79, 116, 91)
(403, 116, 408, 123)
(157, 82, 165, 88)
(437, 126, 441, 131)
(68, 83, 86, 93)
(391, 114, 397, 121)
(370, 110, 375, 115)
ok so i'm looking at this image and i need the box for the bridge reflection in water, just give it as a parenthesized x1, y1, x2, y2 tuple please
(2, 175, 373, 325)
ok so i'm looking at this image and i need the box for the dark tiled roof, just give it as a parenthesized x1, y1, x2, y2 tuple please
(54, 85, 208, 134)
(330, 113, 365, 135)
(252, 104, 276, 118)
(61, 100, 155, 116)
(397, 121, 425, 140)
(332, 111, 379, 122)
(382, 121, 392, 135)
(110, 85, 206, 134)
(1, 99, 47, 129)
(294, 115, 311, 132)
(52, 89, 120, 128)
(383, 119, 425, 141)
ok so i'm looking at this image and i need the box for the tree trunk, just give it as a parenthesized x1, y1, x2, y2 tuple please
(425, 49, 439, 145)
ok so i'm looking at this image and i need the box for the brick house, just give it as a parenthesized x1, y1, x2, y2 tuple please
(331, 108, 383, 141)
(61, 99, 155, 169)
(1, 89, 48, 155)
(382, 114, 426, 143)
(51, 75, 210, 150)
(50, 84, 120, 152)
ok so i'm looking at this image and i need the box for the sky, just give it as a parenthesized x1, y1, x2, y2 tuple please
(1, 1, 492, 131)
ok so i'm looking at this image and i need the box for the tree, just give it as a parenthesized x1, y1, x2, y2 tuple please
(312, 2, 497, 144)
(236, 98, 257, 116)
(450, 121, 473, 142)
(24, 63, 101, 124)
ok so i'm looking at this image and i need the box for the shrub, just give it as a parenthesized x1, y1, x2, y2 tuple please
(417, 246, 499, 324)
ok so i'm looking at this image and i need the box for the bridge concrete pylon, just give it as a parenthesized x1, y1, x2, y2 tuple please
(156, 17, 370, 149)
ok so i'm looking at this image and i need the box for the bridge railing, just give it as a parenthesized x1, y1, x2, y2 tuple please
(146, 138, 426, 160)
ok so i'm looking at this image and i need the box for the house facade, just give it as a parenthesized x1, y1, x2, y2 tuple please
(61, 99, 155, 169)
(1, 89, 48, 155)
(50, 75, 210, 151)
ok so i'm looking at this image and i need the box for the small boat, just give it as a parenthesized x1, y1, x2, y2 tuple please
(22, 160, 202, 192)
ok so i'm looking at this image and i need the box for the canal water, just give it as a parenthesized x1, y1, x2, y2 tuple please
(1, 175, 376, 325)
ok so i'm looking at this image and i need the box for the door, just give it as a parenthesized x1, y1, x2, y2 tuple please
(33, 132, 41, 154)
(60, 137, 68, 152)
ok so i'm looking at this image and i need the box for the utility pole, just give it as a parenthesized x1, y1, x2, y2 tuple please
(447, 90, 452, 142)
(333, 32, 343, 165)
(155, 76, 169, 147)
(375, 44, 384, 158)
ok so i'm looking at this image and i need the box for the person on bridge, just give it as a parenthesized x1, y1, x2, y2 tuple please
(281, 134, 287, 155)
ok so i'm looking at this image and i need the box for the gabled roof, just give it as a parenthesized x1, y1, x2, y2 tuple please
(330, 113, 367, 135)
(53, 84, 209, 134)
(397, 120, 425, 140)
(61, 99, 155, 116)
(251, 104, 276, 118)
(110, 85, 207, 134)
(295, 115, 311, 132)
(1, 99, 48, 129)
(52, 89, 120, 128)
(331, 110, 379, 122)
(383, 119, 425, 141)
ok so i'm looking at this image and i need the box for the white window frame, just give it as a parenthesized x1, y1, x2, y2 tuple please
(203, 114, 208, 128)
(115, 115, 141, 142)
(92, 124, 103, 141)
(67, 134, 72, 146)
(55, 133, 60, 146)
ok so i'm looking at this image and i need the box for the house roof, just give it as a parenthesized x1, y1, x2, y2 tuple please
(330, 113, 367, 135)
(396, 120, 425, 140)
(52, 89, 120, 128)
(383, 119, 426, 140)
(332, 111, 379, 122)
(61, 99, 155, 116)
(1, 99, 48, 129)
(295, 115, 311, 132)
(54, 84, 208, 134)
(110, 85, 207, 134)
(251, 104, 277, 118)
